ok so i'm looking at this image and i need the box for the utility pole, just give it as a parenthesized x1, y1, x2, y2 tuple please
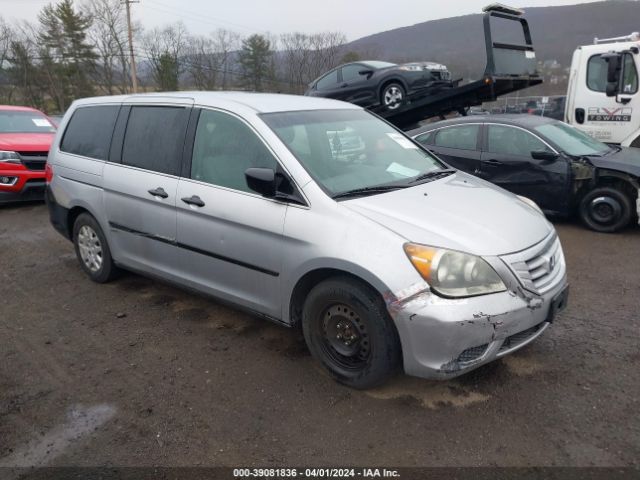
(123, 0, 139, 93)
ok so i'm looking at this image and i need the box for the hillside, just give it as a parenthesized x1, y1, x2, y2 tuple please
(345, 0, 640, 93)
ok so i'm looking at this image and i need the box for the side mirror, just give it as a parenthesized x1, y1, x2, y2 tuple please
(245, 167, 276, 197)
(531, 150, 559, 162)
(358, 69, 374, 79)
(602, 53, 622, 97)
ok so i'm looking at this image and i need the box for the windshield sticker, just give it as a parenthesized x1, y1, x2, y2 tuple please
(386, 132, 418, 149)
(32, 118, 52, 127)
(386, 162, 420, 177)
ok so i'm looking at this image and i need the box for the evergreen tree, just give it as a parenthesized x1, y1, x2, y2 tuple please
(239, 34, 272, 92)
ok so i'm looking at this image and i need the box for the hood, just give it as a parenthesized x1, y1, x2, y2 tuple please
(343, 172, 552, 257)
(0, 133, 55, 153)
(588, 147, 640, 178)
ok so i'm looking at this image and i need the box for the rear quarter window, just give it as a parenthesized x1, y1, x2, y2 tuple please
(60, 105, 120, 160)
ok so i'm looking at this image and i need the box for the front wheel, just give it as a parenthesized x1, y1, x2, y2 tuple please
(578, 187, 632, 233)
(381, 83, 405, 111)
(302, 277, 401, 389)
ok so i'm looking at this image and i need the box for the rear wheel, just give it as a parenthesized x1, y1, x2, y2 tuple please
(381, 83, 405, 111)
(73, 213, 119, 282)
(302, 277, 401, 389)
(578, 187, 632, 233)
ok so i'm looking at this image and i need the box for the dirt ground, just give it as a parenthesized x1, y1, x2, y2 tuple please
(0, 202, 639, 468)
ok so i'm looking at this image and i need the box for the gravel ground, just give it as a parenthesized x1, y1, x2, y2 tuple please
(0, 202, 639, 468)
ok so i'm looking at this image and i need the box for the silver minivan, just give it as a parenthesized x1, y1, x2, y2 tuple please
(46, 92, 569, 388)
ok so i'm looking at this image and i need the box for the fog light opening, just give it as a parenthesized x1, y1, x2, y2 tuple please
(0, 176, 17, 185)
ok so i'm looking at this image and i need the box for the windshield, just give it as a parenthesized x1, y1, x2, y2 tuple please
(534, 122, 611, 156)
(261, 109, 445, 197)
(0, 110, 56, 134)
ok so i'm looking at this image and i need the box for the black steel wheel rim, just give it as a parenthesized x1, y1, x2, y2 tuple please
(590, 196, 621, 225)
(319, 303, 370, 371)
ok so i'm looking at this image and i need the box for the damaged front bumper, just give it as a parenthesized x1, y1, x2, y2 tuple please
(393, 277, 568, 379)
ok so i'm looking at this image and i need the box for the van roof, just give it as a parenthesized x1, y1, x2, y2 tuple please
(72, 91, 360, 114)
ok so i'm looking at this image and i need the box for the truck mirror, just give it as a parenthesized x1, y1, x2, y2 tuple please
(601, 53, 622, 97)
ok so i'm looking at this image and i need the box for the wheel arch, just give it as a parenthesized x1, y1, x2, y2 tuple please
(287, 266, 392, 329)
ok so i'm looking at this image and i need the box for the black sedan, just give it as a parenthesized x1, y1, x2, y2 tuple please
(408, 115, 640, 233)
(305, 60, 453, 111)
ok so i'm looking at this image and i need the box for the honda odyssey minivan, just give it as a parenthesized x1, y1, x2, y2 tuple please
(47, 92, 569, 388)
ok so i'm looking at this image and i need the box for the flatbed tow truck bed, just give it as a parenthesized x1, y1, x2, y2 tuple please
(370, 5, 543, 130)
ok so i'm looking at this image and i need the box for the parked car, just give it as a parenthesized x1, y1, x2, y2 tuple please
(0, 105, 56, 204)
(47, 93, 568, 388)
(409, 114, 640, 233)
(305, 60, 454, 111)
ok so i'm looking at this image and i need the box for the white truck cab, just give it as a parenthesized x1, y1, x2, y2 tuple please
(565, 32, 640, 147)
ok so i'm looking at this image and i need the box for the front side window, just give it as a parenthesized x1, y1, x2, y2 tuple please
(0, 110, 55, 134)
(60, 106, 118, 160)
(121, 106, 188, 175)
(261, 109, 445, 196)
(587, 55, 608, 92)
(534, 122, 611, 156)
(487, 125, 550, 156)
(434, 125, 479, 150)
(191, 109, 278, 193)
(341, 64, 364, 83)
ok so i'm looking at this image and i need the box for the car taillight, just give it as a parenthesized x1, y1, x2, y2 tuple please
(45, 163, 53, 183)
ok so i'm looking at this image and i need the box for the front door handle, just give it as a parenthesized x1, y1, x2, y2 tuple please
(148, 187, 168, 198)
(181, 195, 205, 207)
(483, 159, 503, 166)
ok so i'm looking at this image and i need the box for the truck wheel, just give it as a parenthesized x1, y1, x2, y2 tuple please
(579, 187, 632, 233)
(73, 213, 120, 283)
(381, 83, 405, 111)
(302, 277, 401, 389)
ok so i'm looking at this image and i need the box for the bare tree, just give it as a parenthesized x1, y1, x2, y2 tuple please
(212, 29, 241, 89)
(184, 35, 219, 90)
(0, 17, 14, 102)
(82, 0, 132, 94)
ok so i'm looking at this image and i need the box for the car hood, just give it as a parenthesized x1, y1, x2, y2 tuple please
(0, 133, 55, 152)
(342, 172, 552, 257)
(588, 147, 640, 177)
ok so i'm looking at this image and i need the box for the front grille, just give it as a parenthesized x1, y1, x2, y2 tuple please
(457, 343, 489, 363)
(501, 234, 565, 294)
(499, 322, 544, 352)
(18, 152, 48, 171)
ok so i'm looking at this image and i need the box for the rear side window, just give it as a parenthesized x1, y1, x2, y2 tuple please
(414, 130, 436, 145)
(121, 106, 189, 175)
(434, 125, 479, 150)
(61, 106, 119, 160)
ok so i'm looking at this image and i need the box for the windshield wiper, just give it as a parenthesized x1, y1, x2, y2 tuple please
(409, 169, 456, 184)
(332, 184, 408, 199)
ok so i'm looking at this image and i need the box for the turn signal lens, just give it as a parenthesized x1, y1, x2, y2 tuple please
(45, 163, 54, 183)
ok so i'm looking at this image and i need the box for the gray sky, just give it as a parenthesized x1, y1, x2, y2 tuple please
(1, 0, 603, 41)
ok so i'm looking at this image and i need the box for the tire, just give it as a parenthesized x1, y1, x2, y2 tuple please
(302, 277, 401, 389)
(72, 213, 120, 283)
(578, 187, 632, 233)
(380, 82, 405, 111)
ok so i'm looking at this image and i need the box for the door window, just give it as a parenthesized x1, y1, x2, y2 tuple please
(434, 125, 479, 150)
(341, 64, 364, 83)
(61, 105, 119, 160)
(414, 130, 436, 145)
(191, 109, 278, 193)
(121, 106, 188, 175)
(316, 70, 339, 90)
(587, 53, 638, 94)
(487, 125, 551, 156)
(621, 53, 638, 94)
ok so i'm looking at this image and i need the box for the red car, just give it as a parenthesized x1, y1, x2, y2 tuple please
(0, 105, 56, 204)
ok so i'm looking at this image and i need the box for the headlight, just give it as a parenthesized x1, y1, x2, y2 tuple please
(517, 195, 543, 215)
(403, 243, 506, 298)
(0, 151, 22, 164)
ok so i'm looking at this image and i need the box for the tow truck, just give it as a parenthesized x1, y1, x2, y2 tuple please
(368, 3, 543, 130)
(564, 32, 640, 147)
